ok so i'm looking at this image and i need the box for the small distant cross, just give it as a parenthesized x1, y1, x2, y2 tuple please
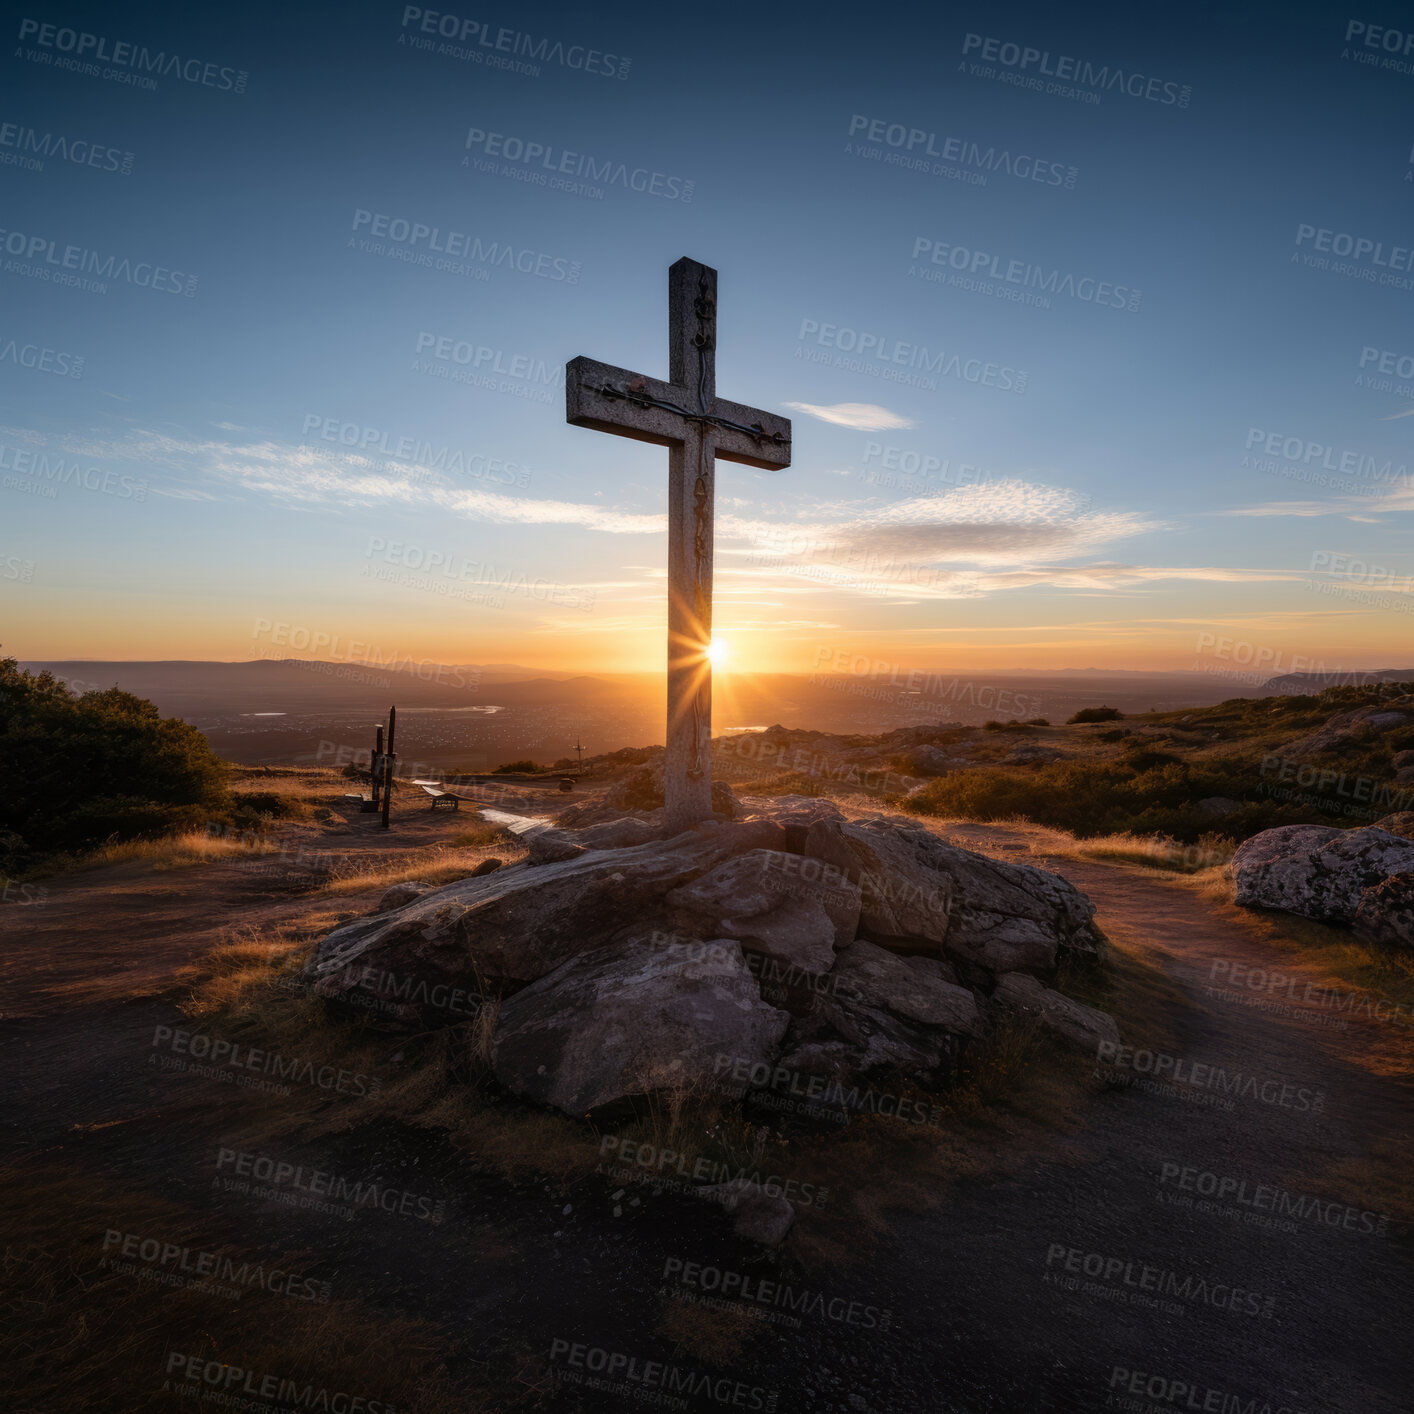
(565, 258, 792, 830)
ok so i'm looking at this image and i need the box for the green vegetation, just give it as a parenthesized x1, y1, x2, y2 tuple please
(1067, 706, 1124, 724)
(908, 686, 1414, 843)
(492, 758, 539, 774)
(0, 656, 234, 873)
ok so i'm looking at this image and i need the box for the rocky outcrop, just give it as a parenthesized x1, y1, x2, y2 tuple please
(804, 814, 1101, 971)
(992, 972, 1119, 1051)
(1231, 824, 1414, 925)
(1353, 873, 1414, 950)
(489, 937, 789, 1113)
(304, 796, 1116, 1112)
(1281, 704, 1414, 758)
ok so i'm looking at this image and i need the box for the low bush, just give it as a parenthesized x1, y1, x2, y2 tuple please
(1068, 706, 1123, 724)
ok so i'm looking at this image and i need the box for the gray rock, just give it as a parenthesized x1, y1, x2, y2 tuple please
(304, 819, 790, 993)
(780, 993, 950, 1075)
(803, 816, 953, 946)
(667, 848, 861, 945)
(993, 972, 1119, 1051)
(804, 813, 1100, 972)
(830, 940, 979, 1034)
(1282, 705, 1414, 758)
(1231, 824, 1414, 924)
(489, 937, 789, 1114)
(378, 880, 436, 911)
(1353, 872, 1414, 950)
(667, 848, 862, 975)
(525, 829, 587, 865)
(720, 896, 838, 975)
(698, 1178, 795, 1246)
(525, 816, 667, 864)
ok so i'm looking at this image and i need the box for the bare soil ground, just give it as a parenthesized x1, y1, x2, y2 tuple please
(1, 788, 1410, 1412)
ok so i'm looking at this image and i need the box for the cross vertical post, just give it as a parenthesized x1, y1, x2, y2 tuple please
(666, 259, 716, 828)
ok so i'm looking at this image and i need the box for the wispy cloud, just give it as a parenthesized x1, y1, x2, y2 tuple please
(783, 401, 917, 431)
(17, 423, 1280, 608)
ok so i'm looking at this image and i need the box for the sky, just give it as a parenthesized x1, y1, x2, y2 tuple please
(2, 0, 1413, 678)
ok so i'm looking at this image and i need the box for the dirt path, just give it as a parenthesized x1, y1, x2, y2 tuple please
(2, 818, 1410, 1412)
(883, 822, 1414, 1413)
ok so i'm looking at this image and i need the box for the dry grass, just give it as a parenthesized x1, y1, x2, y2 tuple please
(313, 842, 518, 897)
(656, 1294, 761, 1366)
(79, 830, 279, 871)
(1179, 867, 1414, 1015)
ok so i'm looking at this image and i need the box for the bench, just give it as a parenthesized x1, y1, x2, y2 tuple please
(342, 792, 378, 813)
(419, 784, 463, 811)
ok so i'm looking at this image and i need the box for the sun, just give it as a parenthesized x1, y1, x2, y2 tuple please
(706, 637, 730, 669)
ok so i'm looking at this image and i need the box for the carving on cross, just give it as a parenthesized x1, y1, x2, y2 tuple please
(565, 257, 792, 830)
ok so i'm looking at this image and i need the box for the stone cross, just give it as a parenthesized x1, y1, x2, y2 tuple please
(566, 257, 791, 830)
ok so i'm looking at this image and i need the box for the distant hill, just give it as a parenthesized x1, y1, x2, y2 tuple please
(1261, 669, 1414, 694)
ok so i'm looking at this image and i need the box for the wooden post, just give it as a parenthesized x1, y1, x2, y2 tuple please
(381, 706, 396, 830)
(371, 724, 384, 809)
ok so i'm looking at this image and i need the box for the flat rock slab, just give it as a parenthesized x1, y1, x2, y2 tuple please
(490, 938, 789, 1114)
(304, 819, 788, 993)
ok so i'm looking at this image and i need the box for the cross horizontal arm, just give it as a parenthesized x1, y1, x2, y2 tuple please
(566, 356, 792, 470)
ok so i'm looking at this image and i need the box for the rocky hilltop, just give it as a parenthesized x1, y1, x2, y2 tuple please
(302, 789, 1117, 1199)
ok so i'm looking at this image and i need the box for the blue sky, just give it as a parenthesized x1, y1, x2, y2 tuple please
(3, 0, 1413, 674)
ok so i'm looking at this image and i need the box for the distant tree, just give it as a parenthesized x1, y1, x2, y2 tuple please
(493, 759, 539, 774)
(1027, 718, 1050, 726)
(0, 655, 232, 869)
(1067, 706, 1124, 724)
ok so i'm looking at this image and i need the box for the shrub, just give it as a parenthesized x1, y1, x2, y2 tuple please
(1026, 718, 1050, 726)
(1068, 706, 1124, 724)
(0, 656, 233, 866)
(493, 759, 539, 774)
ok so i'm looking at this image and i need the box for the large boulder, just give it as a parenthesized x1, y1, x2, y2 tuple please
(804, 814, 1100, 972)
(992, 972, 1119, 1052)
(303, 819, 788, 998)
(1353, 873, 1414, 950)
(829, 940, 980, 1034)
(489, 937, 789, 1114)
(1231, 824, 1414, 924)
